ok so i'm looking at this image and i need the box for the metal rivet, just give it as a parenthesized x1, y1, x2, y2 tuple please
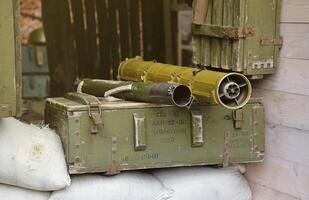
(1, 106, 6, 111)
(75, 156, 81, 162)
(224, 115, 231, 120)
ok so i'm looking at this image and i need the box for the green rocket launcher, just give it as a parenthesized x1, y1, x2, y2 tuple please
(78, 79, 194, 108)
(119, 57, 252, 110)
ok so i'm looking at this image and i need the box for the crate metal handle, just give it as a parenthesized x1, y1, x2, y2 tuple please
(66, 92, 103, 134)
(133, 113, 146, 151)
(66, 92, 101, 106)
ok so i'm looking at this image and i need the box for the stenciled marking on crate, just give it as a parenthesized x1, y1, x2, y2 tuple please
(122, 152, 159, 162)
(151, 110, 188, 137)
(229, 131, 252, 149)
(161, 137, 175, 144)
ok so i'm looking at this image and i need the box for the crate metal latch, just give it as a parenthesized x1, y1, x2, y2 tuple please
(65, 92, 103, 134)
(88, 105, 102, 134)
(232, 108, 244, 129)
(133, 113, 146, 151)
(191, 110, 204, 147)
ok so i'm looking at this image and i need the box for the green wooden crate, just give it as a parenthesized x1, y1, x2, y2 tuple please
(192, 0, 282, 79)
(22, 75, 49, 99)
(22, 45, 50, 99)
(22, 45, 49, 74)
(45, 93, 265, 175)
(0, 0, 22, 117)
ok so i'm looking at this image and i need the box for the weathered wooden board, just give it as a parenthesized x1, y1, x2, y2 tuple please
(163, 0, 174, 64)
(141, 0, 166, 62)
(108, 0, 121, 79)
(253, 58, 309, 96)
(41, 0, 76, 96)
(280, 24, 309, 60)
(248, 1, 309, 198)
(118, 0, 131, 60)
(43, 0, 169, 93)
(281, 0, 309, 23)
(246, 156, 309, 199)
(129, 0, 142, 57)
(265, 122, 309, 167)
(249, 181, 300, 200)
(85, 0, 100, 78)
(253, 88, 309, 131)
(96, 0, 112, 79)
(71, 0, 90, 78)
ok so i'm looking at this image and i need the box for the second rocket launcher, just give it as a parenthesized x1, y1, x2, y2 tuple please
(118, 57, 252, 110)
(78, 79, 194, 108)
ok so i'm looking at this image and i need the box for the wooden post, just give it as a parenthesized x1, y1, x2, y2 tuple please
(193, 0, 209, 25)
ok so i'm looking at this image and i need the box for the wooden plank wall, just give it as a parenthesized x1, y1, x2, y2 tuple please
(41, 0, 77, 97)
(42, 0, 171, 96)
(245, 1, 309, 199)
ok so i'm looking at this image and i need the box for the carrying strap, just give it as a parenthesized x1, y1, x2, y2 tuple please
(104, 84, 133, 97)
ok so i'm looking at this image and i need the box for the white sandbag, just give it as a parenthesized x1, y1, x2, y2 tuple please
(152, 166, 252, 200)
(0, 118, 70, 191)
(0, 183, 50, 200)
(49, 172, 173, 200)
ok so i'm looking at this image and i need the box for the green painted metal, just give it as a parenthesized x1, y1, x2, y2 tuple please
(79, 79, 193, 108)
(22, 75, 49, 99)
(29, 27, 46, 45)
(0, 0, 21, 117)
(22, 28, 49, 99)
(45, 93, 265, 175)
(22, 44, 49, 99)
(192, 0, 282, 78)
(22, 46, 49, 74)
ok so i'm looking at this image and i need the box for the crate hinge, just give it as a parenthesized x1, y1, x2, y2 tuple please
(105, 136, 120, 175)
(223, 131, 230, 167)
(232, 108, 244, 129)
(192, 24, 255, 39)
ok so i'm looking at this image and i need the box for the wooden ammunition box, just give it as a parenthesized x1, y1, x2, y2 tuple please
(45, 93, 265, 175)
(192, 0, 282, 79)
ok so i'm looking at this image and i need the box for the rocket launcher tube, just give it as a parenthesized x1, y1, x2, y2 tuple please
(78, 79, 194, 108)
(118, 57, 252, 110)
